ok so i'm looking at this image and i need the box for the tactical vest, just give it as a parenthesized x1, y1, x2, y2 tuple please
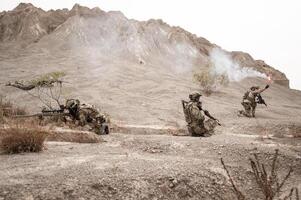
(243, 91, 256, 104)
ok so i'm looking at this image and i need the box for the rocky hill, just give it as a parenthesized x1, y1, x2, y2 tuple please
(0, 3, 287, 84)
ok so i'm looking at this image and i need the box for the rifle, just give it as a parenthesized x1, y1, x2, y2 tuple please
(13, 112, 69, 119)
(42, 108, 64, 113)
(255, 94, 267, 106)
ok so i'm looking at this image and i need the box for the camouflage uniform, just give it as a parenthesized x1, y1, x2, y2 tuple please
(183, 93, 218, 137)
(240, 85, 269, 117)
(65, 99, 109, 134)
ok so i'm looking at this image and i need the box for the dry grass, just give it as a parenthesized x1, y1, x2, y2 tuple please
(0, 96, 26, 122)
(0, 123, 48, 154)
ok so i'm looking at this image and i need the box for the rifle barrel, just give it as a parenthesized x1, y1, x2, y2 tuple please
(13, 113, 69, 118)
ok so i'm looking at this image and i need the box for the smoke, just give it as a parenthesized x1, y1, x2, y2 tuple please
(209, 48, 266, 82)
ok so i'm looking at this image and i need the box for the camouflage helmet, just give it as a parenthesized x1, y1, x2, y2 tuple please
(65, 99, 80, 109)
(189, 92, 202, 101)
(250, 86, 260, 91)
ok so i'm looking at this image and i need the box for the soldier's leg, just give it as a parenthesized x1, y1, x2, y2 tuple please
(191, 124, 208, 137)
(187, 125, 194, 136)
(241, 102, 252, 117)
(251, 104, 257, 117)
(204, 119, 217, 136)
(78, 112, 87, 126)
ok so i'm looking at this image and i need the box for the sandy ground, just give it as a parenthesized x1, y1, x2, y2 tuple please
(0, 132, 300, 200)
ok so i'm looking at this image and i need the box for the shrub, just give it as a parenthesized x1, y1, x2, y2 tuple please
(0, 96, 26, 121)
(0, 123, 48, 154)
(194, 63, 229, 96)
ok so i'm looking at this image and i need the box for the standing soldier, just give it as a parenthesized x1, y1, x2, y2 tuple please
(239, 84, 269, 117)
(182, 92, 220, 137)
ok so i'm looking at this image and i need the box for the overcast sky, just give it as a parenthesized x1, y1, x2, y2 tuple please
(1, 0, 300, 90)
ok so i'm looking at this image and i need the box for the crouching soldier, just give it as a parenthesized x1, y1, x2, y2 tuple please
(64, 99, 109, 135)
(182, 92, 220, 137)
(239, 84, 269, 118)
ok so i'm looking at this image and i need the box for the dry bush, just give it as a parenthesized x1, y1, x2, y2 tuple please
(0, 96, 26, 122)
(0, 123, 48, 154)
(194, 63, 229, 96)
(221, 149, 299, 200)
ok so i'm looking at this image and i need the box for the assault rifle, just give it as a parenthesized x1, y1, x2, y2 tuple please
(41, 108, 64, 113)
(13, 108, 69, 119)
(255, 94, 267, 106)
(13, 112, 69, 119)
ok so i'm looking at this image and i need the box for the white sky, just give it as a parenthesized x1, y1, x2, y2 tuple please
(1, 0, 301, 90)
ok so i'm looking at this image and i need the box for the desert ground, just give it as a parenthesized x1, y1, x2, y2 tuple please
(0, 3, 301, 200)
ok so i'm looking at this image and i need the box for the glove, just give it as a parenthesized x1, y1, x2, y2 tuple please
(265, 84, 270, 89)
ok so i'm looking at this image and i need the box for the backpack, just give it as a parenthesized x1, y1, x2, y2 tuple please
(182, 100, 192, 124)
(182, 100, 204, 124)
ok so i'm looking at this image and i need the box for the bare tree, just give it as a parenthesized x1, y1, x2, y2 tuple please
(6, 71, 66, 110)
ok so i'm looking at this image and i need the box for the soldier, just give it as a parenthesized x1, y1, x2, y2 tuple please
(182, 92, 220, 137)
(64, 99, 109, 134)
(239, 84, 269, 117)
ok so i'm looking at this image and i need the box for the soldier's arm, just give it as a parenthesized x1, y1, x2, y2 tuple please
(254, 85, 270, 94)
(203, 110, 216, 120)
(203, 109, 221, 126)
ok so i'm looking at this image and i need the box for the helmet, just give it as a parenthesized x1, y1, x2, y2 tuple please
(250, 86, 260, 91)
(189, 92, 202, 101)
(65, 99, 80, 109)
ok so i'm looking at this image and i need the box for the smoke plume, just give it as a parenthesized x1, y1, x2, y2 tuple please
(209, 48, 266, 82)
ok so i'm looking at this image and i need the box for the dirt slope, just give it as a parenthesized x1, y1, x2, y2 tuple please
(0, 133, 300, 200)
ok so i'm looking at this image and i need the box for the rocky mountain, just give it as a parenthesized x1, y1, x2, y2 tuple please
(0, 3, 288, 85)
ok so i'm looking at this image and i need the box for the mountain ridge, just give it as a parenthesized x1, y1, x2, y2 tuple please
(0, 3, 288, 85)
